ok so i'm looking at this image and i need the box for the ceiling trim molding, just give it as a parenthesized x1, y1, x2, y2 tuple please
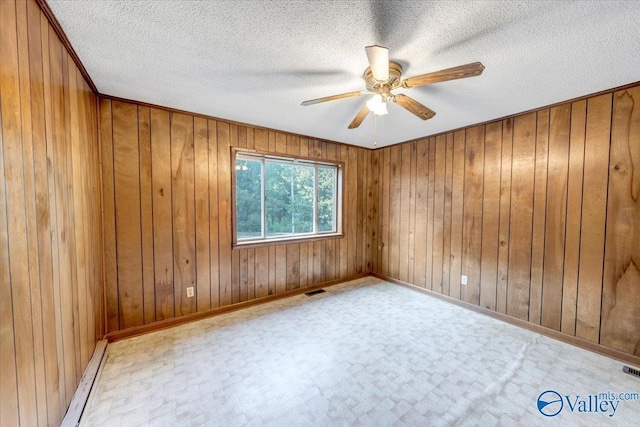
(380, 78, 640, 150)
(37, 0, 98, 94)
(100, 93, 359, 150)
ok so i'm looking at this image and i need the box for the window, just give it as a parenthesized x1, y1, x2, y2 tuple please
(234, 151, 342, 245)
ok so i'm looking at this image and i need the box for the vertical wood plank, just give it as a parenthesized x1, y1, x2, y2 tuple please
(49, 28, 77, 405)
(239, 249, 248, 301)
(507, 113, 536, 320)
(276, 245, 287, 292)
(207, 120, 220, 308)
(575, 93, 612, 343)
(254, 128, 268, 151)
(339, 145, 349, 278)
(217, 122, 232, 306)
(268, 246, 276, 295)
(313, 241, 324, 283)
(398, 143, 411, 282)
(496, 118, 513, 314)
(529, 109, 550, 324)
(462, 126, 484, 305)
(0, 4, 20, 418)
(480, 122, 502, 310)
(348, 146, 358, 276)
(387, 145, 401, 278)
(28, 5, 63, 422)
(298, 242, 308, 288)
(561, 99, 587, 335)
(171, 113, 196, 315)
(370, 150, 380, 274)
(541, 104, 570, 330)
(407, 143, 417, 282)
(286, 244, 300, 290)
(112, 101, 144, 328)
(255, 246, 269, 298)
(413, 140, 428, 287)
(194, 117, 211, 311)
(231, 250, 240, 303)
(150, 108, 174, 320)
(99, 100, 119, 330)
(600, 87, 640, 355)
(19, 3, 49, 421)
(432, 135, 446, 294)
(380, 148, 390, 276)
(442, 134, 454, 296)
(247, 248, 255, 299)
(138, 106, 155, 323)
(449, 131, 465, 299)
(426, 138, 435, 290)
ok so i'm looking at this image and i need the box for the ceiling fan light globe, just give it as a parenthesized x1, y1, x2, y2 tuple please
(366, 94, 383, 110)
(373, 102, 388, 115)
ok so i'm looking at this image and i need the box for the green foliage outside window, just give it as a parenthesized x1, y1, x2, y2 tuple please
(235, 154, 338, 241)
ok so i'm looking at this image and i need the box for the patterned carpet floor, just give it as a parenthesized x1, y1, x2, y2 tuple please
(82, 277, 640, 426)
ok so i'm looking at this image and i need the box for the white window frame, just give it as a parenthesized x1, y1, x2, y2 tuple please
(232, 149, 343, 247)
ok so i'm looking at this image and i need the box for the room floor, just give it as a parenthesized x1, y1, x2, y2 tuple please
(81, 277, 640, 426)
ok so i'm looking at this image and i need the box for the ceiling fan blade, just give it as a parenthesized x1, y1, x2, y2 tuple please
(365, 45, 389, 81)
(301, 91, 365, 106)
(402, 62, 485, 88)
(393, 94, 436, 120)
(348, 105, 370, 129)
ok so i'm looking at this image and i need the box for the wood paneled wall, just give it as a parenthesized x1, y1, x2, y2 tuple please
(0, 0, 104, 425)
(99, 98, 372, 333)
(373, 85, 640, 358)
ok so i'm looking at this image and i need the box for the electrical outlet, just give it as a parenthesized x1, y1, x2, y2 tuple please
(461, 275, 468, 285)
(186, 287, 194, 298)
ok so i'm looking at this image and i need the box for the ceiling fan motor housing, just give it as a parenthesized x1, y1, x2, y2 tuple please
(364, 61, 403, 99)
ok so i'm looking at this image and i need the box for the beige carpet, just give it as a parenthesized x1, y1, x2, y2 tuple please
(82, 277, 640, 426)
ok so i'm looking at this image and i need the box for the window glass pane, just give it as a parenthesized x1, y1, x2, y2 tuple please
(235, 158, 262, 240)
(265, 162, 314, 237)
(317, 166, 336, 232)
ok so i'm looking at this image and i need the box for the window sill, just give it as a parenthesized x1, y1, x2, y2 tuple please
(233, 232, 344, 249)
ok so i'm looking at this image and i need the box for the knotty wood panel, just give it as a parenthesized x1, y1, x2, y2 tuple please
(507, 113, 536, 320)
(541, 104, 570, 330)
(100, 98, 370, 333)
(171, 113, 197, 316)
(449, 131, 465, 300)
(398, 143, 411, 282)
(561, 100, 587, 335)
(113, 101, 144, 328)
(425, 138, 435, 290)
(496, 119, 513, 314)
(372, 82, 640, 360)
(138, 107, 155, 324)
(462, 126, 484, 305)
(576, 93, 612, 343)
(0, 1, 104, 424)
(442, 134, 454, 296)
(528, 109, 549, 325)
(150, 109, 175, 320)
(413, 140, 428, 287)
(432, 135, 446, 294)
(600, 87, 640, 356)
(480, 122, 501, 310)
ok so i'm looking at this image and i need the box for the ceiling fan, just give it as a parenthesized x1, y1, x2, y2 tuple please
(301, 45, 485, 129)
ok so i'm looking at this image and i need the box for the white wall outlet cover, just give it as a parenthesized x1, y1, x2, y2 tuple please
(186, 287, 194, 298)
(461, 275, 468, 285)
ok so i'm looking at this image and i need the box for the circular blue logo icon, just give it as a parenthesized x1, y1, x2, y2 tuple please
(537, 390, 563, 417)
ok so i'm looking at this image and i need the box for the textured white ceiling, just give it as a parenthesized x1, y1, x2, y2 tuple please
(48, 0, 640, 148)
